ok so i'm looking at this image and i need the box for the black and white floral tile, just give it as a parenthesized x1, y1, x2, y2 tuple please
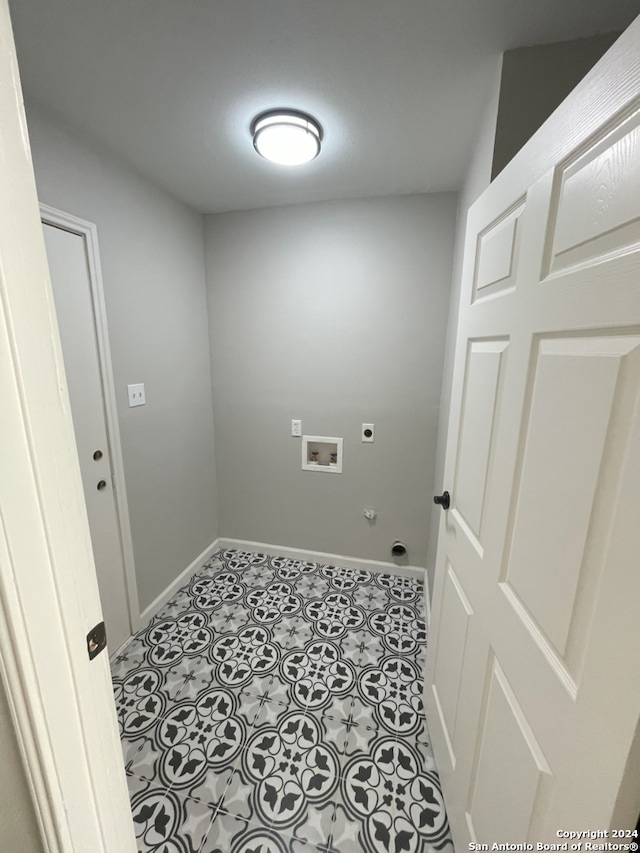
(111, 549, 453, 853)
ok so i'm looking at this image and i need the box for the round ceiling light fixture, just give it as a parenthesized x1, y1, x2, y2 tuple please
(251, 109, 323, 166)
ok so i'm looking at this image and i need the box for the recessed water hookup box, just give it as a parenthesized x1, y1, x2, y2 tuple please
(302, 435, 343, 473)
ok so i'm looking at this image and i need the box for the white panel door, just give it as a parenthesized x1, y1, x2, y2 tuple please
(43, 222, 131, 652)
(426, 22, 640, 845)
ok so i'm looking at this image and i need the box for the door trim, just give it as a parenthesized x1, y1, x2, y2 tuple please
(40, 204, 141, 639)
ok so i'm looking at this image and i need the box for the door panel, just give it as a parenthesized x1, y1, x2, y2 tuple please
(505, 335, 636, 658)
(426, 34, 640, 843)
(453, 340, 508, 547)
(432, 563, 473, 764)
(546, 110, 640, 275)
(473, 199, 525, 303)
(468, 660, 550, 843)
(43, 223, 131, 651)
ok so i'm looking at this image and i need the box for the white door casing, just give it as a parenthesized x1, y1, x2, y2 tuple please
(0, 2, 136, 850)
(426, 17, 640, 846)
(42, 211, 140, 652)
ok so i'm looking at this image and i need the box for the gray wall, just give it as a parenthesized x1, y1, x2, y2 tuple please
(492, 32, 618, 178)
(426, 57, 503, 595)
(0, 681, 43, 853)
(205, 194, 457, 567)
(25, 105, 218, 612)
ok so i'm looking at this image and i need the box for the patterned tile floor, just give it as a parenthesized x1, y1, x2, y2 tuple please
(111, 549, 453, 853)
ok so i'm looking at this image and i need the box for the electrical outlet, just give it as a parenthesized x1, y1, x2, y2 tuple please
(291, 419, 302, 437)
(127, 383, 146, 407)
(362, 423, 375, 442)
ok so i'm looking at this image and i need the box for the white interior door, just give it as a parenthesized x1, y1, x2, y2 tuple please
(43, 222, 131, 652)
(426, 20, 640, 845)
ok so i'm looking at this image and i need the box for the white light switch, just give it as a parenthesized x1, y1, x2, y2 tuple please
(291, 419, 302, 437)
(127, 383, 146, 407)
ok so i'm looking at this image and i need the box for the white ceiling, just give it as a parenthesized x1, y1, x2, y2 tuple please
(9, 0, 639, 214)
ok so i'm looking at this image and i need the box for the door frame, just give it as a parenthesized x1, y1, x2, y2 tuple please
(40, 204, 141, 644)
(0, 0, 136, 848)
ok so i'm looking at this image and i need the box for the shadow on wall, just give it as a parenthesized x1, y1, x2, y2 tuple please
(492, 32, 619, 178)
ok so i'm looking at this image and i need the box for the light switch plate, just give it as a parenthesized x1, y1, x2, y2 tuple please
(362, 423, 375, 442)
(127, 383, 146, 407)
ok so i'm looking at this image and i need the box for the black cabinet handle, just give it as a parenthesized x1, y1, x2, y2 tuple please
(433, 491, 450, 510)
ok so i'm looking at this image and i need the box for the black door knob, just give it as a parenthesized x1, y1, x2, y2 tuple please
(433, 491, 450, 510)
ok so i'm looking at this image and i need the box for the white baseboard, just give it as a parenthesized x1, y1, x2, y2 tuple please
(218, 537, 426, 583)
(111, 535, 428, 661)
(139, 537, 221, 626)
(423, 569, 431, 628)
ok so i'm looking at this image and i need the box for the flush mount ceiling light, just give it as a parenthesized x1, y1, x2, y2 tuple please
(251, 109, 323, 166)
